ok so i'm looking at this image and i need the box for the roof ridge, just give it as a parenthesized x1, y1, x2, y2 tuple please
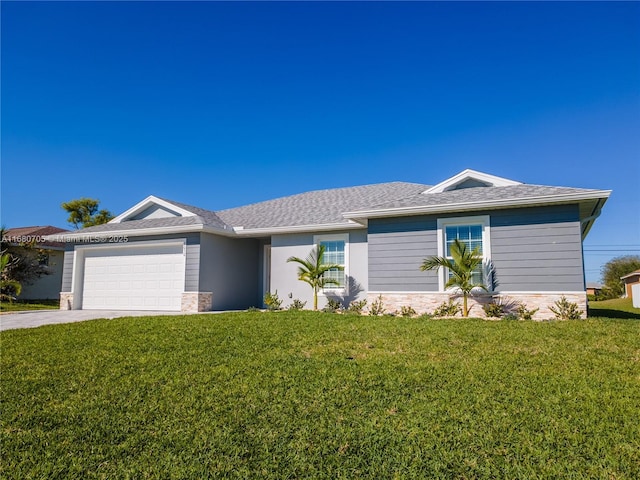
(217, 181, 430, 214)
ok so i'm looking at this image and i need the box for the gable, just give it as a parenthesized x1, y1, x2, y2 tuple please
(110, 195, 198, 224)
(128, 204, 184, 221)
(423, 169, 522, 194)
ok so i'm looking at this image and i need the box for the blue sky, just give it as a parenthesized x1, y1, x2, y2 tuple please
(2, 1, 639, 283)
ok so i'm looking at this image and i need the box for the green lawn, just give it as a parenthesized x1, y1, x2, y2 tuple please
(0, 299, 60, 313)
(2, 312, 639, 479)
(589, 297, 640, 319)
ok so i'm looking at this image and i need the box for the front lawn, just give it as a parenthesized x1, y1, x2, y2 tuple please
(1, 312, 638, 479)
(0, 299, 60, 313)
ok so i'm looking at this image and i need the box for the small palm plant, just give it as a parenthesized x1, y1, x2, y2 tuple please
(287, 244, 344, 310)
(420, 239, 487, 317)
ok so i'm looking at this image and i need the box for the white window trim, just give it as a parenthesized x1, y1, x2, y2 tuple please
(313, 233, 349, 295)
(436, 215, 491, 292)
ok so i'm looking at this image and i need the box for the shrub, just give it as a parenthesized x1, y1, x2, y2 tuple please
(246, 306, 261, 312)
(516, 303, 539, 321)
(482, 298, 505, 318)
(400, 305, 417, 317)
(323, 299, 343, 313)
(288, 299, 307, 311)
(433, 299, 461, 317)
(503, 313, 519, 321)
(549, 296, 582, 320)
(368, 295, 385, 316)
(264, 290, 283, 311)
(346, 299, 367, 315)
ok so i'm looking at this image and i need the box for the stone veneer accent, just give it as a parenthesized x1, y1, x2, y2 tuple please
(367, 292, 587, 320)
(181, 292, 213, 312)
(59, 292, 74, 310)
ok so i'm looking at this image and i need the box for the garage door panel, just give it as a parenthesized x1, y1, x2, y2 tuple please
(81, 246, 185, 311)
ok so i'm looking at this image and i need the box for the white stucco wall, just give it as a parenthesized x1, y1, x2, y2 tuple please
(269, 229, 368, 310)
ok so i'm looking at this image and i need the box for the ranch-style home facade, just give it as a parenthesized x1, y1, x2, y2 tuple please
(49, 170, 610, 318)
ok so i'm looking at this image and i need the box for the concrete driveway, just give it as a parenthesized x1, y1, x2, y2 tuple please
(0, 310, 195, 331)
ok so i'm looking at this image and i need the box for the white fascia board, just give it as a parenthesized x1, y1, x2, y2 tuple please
(44, 221, 367, 242)
(343, 190, 612, 221)
(44, 223, 236, 242)
(110, 195, 197, 223)
(232, 221, 367, 237)
(423, 169, 522, 194)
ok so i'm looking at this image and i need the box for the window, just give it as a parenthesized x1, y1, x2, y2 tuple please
(314, 234, 348, 292)
(437, 216, 491, 291)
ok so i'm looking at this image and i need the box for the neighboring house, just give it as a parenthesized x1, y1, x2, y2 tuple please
(47, 170, 610, 318)
(3, 226, 69, 300)
(586, 282, 603, 297)
(621, 270, 640, 300)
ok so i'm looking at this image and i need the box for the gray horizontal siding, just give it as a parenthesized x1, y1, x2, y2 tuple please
(368, 204, 585, 293)
(185, 243, 200, 291)
(61, 251, 75, 292)
(490, 207, 584, 291)
(369, 216, 437, 291)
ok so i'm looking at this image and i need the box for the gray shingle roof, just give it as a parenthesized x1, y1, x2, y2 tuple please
(350, 184, 600, 212)
(216, 182, 429, 229)
(155, 198, 229, 229)
(64, 178, 608, 236)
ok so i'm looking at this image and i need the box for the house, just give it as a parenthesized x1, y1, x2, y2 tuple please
(621, 269, 640, 302)
(586, 282, 603, 297)
(2, 226, 69, 300)
(47, 170, 610, 319)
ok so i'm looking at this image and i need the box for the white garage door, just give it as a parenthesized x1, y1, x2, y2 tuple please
(81, 244, 185, 311)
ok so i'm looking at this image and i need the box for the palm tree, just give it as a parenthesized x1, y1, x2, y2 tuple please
(420, 239, 487, 317)
(287, 244, 344, 310)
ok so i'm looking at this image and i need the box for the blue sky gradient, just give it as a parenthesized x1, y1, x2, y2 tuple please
(2, 1, 639, 282)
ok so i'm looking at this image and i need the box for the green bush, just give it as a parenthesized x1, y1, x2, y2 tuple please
(346, 299, 367, 315)
(516, 303, 539, 321)
(433, 299, 461, 317)
(482, 299, 504, 318)
(549, 296, 582, 320)
(400, 305, 417, 317)
(264, 290, 283, 311)
(323, 299, 343, 313)
(368, 295, 386, 316)
(288, 299, 307, 311)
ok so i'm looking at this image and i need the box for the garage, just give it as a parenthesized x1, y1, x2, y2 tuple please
(80, 242, 185, 311)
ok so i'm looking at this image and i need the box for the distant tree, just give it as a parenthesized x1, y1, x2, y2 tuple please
(600, 255, 640, 299)
(287, 244, 344, 310)
(61, 198, 114, 229)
